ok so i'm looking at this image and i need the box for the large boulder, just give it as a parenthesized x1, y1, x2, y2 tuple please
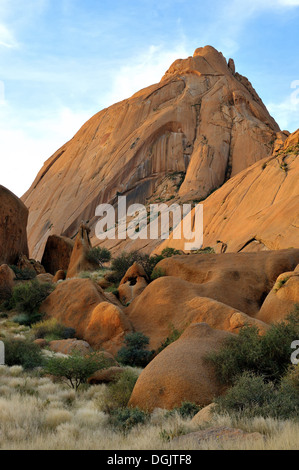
(40, 278, 132, 353)
(48, 338, 92, 355)
(87, 366, 124, 385)
(157, 129, 299, 254)
(257, 266, 299, 323)
(0, 264, 15, 300)
(0, 185, 29, 265)
(128, 323, 233, 411)
(41, 235, 74, 275)
(151, 250, 299, 316)
(84, 302, 132, 355)
(66, 223, 99, 278)
(126, 276, 268, 350)
(118, 262, 148, 304)
(16, 254, 46, 274)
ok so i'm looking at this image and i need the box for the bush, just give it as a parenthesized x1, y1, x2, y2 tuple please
(44, 351, 109, 391)
(116, 332, 154, 367)
(157, 325, 183, 353)
(282, 364, 299, 392)
(32, 318, 76, 341)
(214, 371, 299, 420)
(166, 401, 200, 419)
(151, 267, 166, 281)
(107, 251, 163, 284)
(100, 369, 139, 412)
(9, 265, 36, 280)
(3, 338, 44, 369)
(161, 248, 182, 258)
(86, 247, 111, 267)
(108, 407, 149, 433)
(8, 280, 54, 325)
(206, 310, 299, 385)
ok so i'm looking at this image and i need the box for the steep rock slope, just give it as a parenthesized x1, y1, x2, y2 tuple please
(157, 129, 299, 253)
(22, 46, 279, 259)
(0, 185, 29, 264)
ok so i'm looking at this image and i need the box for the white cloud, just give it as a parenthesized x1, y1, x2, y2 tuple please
(0, 104, 92, 197)
(102, 43, 189, 108)
(267, 81, 299, 132)
(0, 23, 17, 48)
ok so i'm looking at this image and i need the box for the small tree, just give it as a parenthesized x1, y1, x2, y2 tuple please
(116, 332, 154, 367)
(8, 280, 54, 325)
(44, 351, 109, 391)
(86, 247, 111, 268)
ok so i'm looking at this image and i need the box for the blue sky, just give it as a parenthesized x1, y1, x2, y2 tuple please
(0, 0, 298, 196)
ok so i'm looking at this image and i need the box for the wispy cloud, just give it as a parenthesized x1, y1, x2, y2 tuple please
(103, 43, 189, 108)
(0, 23, 17, 49)
(0, 101, 92, 196)
(267, 80, 299, 132)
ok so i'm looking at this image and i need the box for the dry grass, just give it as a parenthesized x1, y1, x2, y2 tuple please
(0, 365, 298, 450)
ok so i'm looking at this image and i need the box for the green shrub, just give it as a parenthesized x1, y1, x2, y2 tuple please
(192, 246, 215, 254)
(161, 248, 181, 258)
(100, 369, 139, 412)
(108, 407, 149, 433)
(107, 252, 163, 284)
(86, 247, 111, 267)
(8, 280, 54, 325)
(9, 265, 36, 280)
(206, 310, 299, 385)
(157, 325, 183, 353)
(3, 338, 44, 369)
(214, 371, 299, 420)
(44, 351, 109, 391)
(166, 401, 200, 419)
(12, 313, 33, 326)
(32, 318, 76, 341)
(116, 332, 154, 367)
(282, 364, 299, 392)
(150, 267, 166, 281)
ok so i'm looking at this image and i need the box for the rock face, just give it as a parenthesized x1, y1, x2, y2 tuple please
(118, 262, 149, 304)
(257, 266, 299, 323)
(16, 254, 46, 275)
(152, 250, 299, 316)
(48, 338, 92, 355)
(22, 46, 279, 260)
(0, 264, 15, 300)
(126, 276, 268, 351)
(128, 323, 232, 410)
(40, 278, 132, 353)
(41, 235, 74, 275)
(0, 185, 29, 265)
(66, 223, 99, 278)
(157, 129, 299, 253)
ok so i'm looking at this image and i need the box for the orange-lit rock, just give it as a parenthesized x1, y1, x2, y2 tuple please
(151, 250, 299, 316)
(125, 275, 268, 350)
(157, 129, 299, 254)
(22, 46, 279, 260)
(66, 223, 99, 278)
(40, 278, 131, 353)
(0, 185, 29, 265)
(128, 323, 232, 410)
(257, 268, 299, 324)
(118, 262, 149, 304)
(41, 235, 74, 275)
